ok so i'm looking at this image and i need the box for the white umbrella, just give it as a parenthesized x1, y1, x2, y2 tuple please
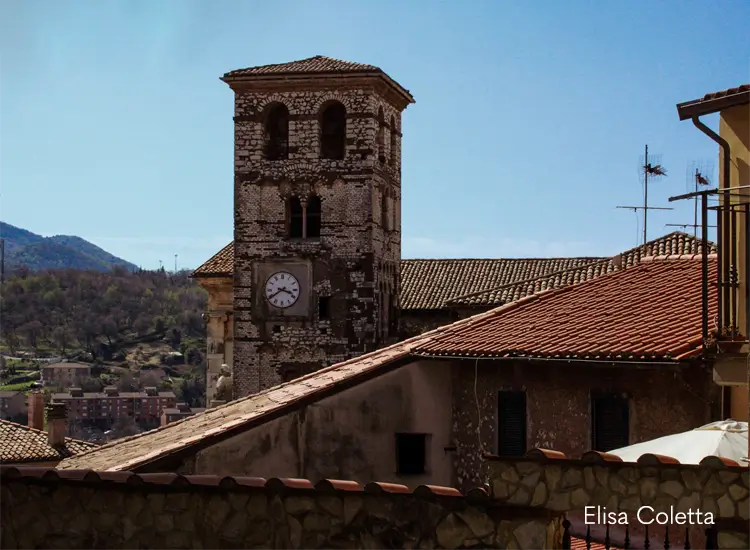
(608, 420, 748, 465)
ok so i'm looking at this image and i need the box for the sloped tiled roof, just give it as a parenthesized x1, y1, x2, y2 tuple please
(57, 330, 440, 472)
(399, 257, 600, 310)
(191, 243, 600, 309)
(192, 232, 712, 311)
(191, 241, 233, 277)
(0, 419, 98, 463)
(412, 255, 718, 361)
(223, 55, 380, 78)
(448, 232, 716, 307)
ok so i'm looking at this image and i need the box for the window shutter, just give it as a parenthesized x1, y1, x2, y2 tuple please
(592, 394, 630, 452)
(497, 391, 527, 457)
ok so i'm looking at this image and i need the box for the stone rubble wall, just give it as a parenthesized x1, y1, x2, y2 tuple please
(1, 475, 560, 549)
(488, 453, 749, 549)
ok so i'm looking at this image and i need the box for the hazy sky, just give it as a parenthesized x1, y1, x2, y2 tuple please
(1, 0, 748, 270)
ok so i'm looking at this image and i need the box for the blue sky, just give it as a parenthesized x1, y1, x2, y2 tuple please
(1, 0, 748, 270)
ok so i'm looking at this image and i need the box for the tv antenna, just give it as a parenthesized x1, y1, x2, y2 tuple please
(665, 161, 716, 236)
(174, 254, 178, 273)
(617, 144, 672, 246)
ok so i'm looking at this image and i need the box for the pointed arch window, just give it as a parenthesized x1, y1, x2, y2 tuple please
(381, 190, 388, 231)
(263, 103, 289, 160)
(320, 102, 346, 160)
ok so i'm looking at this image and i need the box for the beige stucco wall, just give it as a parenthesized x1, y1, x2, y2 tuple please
(194, 360, 454, 486)
(196, 277, 233, 403)
(720, 104, 750, 340)
(718, 104, 750, 435)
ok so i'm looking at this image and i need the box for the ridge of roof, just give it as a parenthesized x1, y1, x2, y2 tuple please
(445, 232, 716, 307)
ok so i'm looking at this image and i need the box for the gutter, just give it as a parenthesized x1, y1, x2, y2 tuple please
(690, 115, 733, 335)
(414, 353, 692, 367)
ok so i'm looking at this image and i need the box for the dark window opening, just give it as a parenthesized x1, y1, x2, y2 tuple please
(387, 294, 397, 337)
(381, 191, 388, 230)
(264, 103, 289, 160)
(272, 325, 281, 333)
(389, 115, 397, 165)
(318, 296, 330, 319)
(722, 386, 733, 419)
(592, 393, 630, 452)
(377, 108, 385, 163)
(497, 391, 527, 456)
(396, 433, 426, 475)
(288, 197, 303, 238)
(320, 102, 346, 160)
(306, 195, 321, 238)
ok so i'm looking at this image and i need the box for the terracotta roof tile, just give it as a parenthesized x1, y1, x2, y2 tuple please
(56, 328, 442, 472)
(677, 84, 750, 119)
(0, 419, 98, 463)
(223, 55, 380, 78)
(192, 232, 712, 311)
(412, 255, 718, 361)
(190, 241, 233, 277)
(448, 232, 716, 307)
(701, 83, 750, 102)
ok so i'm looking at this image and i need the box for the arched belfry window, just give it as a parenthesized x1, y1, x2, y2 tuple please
(286, 195, 322, 239)
(377, 107, 385, 164)
(264, 103, 289, 160)
(306, 195, 321, 238)
(320, 102, 346, 160)
(389, 116, 397, 165)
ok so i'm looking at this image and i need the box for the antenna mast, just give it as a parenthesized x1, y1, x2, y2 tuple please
(666, 162, 716, 235)
(617, 144, 672, 246)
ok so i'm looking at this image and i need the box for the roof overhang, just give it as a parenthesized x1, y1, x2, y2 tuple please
(676, 87, 750, 121)
(221, 72, 415, 111)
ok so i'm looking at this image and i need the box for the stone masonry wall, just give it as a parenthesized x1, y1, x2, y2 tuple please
(452, 360, 717, 490)
(489, 453, 749, 550)
(231, 81, 407, 397)
(0, 469, 560, 550)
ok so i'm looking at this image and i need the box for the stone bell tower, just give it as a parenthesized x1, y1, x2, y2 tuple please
(222, 56, 415, 397)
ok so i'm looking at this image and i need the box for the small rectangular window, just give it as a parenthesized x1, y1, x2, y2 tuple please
(318, 297, 330, 319)
(592, 393, 629, 452)
(395, 433, 427, 475)
(497, 391, 527, 457)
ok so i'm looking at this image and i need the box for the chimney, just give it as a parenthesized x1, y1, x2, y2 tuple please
(28, 390, 45, 431)
(46, 402, 67, 448)
(613, 254, 623, 270)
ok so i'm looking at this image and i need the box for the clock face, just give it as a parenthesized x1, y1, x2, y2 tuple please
(264, 271, 301, 309)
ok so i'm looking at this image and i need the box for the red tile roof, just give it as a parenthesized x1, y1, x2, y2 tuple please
(223, 55, 380, 78)
(0, 419, 98, 463)
(413, 255, 718, 361)
(221, 56, 415, 105)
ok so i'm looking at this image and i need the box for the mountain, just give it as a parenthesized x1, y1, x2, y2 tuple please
(0, 222, 138, 272)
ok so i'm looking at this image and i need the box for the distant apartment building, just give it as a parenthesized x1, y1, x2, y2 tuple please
(52, 386, 177, 428)
(0, 391, 27, 423)
(42, 362, 92, 388)
(160, 402, 207, 426)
